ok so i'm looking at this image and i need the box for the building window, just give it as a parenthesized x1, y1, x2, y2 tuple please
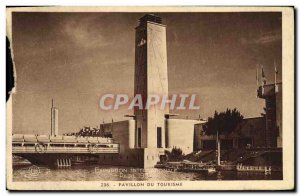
(157, 127, 162, 148)
(137, 128, 142, 148)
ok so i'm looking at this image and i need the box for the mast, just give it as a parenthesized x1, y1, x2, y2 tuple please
(256, 68, 259, 87)
(261, 65, 266, 95)
(216, 131, 221, 166)
(274, 61, 278, 93)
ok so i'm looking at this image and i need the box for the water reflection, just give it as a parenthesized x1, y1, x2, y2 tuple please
(13, 164, 283, 181)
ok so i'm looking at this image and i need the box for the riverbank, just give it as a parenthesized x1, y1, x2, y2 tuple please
(155, 161, 281, 174)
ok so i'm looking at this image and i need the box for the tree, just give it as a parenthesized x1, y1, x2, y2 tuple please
(203, 108, 243, 165)
(165, 147, 184, 162)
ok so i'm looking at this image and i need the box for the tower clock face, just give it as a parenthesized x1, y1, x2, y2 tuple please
(138, 38, 146, 47)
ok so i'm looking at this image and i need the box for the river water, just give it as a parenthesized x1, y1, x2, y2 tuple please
(13, 164, 282, 181)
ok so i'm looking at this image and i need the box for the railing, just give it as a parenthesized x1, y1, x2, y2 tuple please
(12, 134, 114, 144)
(236, 163, 272, 174)
(12, 145, 119, 154)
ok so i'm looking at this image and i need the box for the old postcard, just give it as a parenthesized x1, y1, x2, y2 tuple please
(6, 6, 294, 191)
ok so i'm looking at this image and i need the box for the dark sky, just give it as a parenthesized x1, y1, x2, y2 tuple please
(11, 12, 282, 134)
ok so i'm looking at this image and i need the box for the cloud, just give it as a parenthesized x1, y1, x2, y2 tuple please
(256, 31, 282, 44)
(62, 16, 112, 49)
(240, 30, 281, 45)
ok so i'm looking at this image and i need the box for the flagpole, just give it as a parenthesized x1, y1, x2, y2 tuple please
(261, 65, 265, 95)
(274, 60, 276, 85)
(216, 131, 220, 166)
(274, 61, 278, 93)
(256, 66, 259, 98)
(256, 68, 258, 87)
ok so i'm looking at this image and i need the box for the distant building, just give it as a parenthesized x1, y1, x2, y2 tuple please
(194, 82, 282, 150)
(194, 117, 266, 150)
(51, 100, 58, 136)
(257, 82, 282, 148)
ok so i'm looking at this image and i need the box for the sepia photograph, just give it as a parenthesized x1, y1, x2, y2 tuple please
(6, 6, 294, 191)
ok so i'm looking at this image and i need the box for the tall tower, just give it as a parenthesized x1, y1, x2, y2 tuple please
(134, 14, 169, 149)
(257, 83, 282, 148)
(51, 99, 59, 136)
